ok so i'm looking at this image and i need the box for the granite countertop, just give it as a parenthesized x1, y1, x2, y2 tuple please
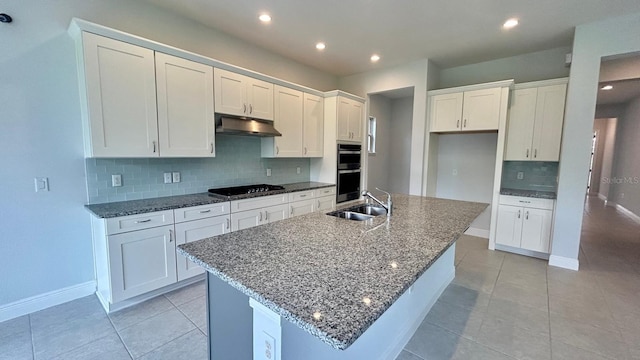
(86, 181, 335, 218)
(500, 188, 557, 199)
(178, 194, 487, 350)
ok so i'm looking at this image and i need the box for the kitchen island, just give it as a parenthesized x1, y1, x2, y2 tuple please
(178, 194, 486, 360)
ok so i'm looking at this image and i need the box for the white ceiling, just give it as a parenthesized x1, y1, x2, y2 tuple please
(597, 79, 640, 105)
(141, 0, 640, 76)
(598, 54, 640, 105)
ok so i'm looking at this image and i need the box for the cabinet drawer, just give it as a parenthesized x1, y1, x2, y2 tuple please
(174, 202, 230, 223)
(315, 186, 336, 197)
(106, 210, 174, 235)
(499, 195, 554, 210)
(289, 190, 315, 202)
(231, 194, 288, 213)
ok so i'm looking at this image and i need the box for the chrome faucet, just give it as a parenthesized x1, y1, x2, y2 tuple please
(361, 188, 393, 216)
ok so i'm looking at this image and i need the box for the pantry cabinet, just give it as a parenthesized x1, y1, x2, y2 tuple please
(155, 53, 215, 157)
(505, 81, 567, 161)
(430, 87, 503, 132)
(495, 196, 554, 254)
(337, 96, 364, 142)
(80, 32, 159, 157)
(214, 68, 274, 121)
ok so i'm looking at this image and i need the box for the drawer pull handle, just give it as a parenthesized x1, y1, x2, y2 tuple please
(317, 200, 321, 208)
(226, 218, 230, 230)
(299, 195, 306, 198)
(519, 200, 531, 203)
(290, 206, 294, 215)
(135, 219, 152, 223)
(200, 210, 212, 214)
(169, 229, 173, 242)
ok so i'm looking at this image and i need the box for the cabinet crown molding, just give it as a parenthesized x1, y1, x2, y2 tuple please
(513, 77, 569, 90)
(428, 79, 514, 96)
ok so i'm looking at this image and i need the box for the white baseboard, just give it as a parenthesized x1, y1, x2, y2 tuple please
(495, 244, 549, 260)
(549, 255, 579, 271)
(613, 203, 640, 225)
(597, 193, 607, 201)
(464, 227, 490, 239)
(0, 281, 96, 323)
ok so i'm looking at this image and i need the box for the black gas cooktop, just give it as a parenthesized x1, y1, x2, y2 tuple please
(208, 184, 285, 197)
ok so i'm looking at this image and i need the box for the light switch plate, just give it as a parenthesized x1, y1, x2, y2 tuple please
(164, 173, 173, 184)
(296, 167, 301, 174)
(172, 171, 180, 183)
(111, 174, 122, 187)
(266, 168, 272, 177)
(517, 172, 524, 180)
(34, 177, 49, 192)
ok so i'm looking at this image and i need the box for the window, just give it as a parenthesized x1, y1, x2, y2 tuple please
(368, 116, 377, 154)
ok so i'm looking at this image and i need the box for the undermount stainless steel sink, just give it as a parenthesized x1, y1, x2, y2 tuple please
(327, 204, 387, 221)
(347, 204, 387, 216)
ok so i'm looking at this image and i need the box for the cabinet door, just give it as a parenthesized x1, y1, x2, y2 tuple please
(214, 68, 247, 117)
(316, 195, 336, 212)
(108, 225, 176, 302)
(175, 216, 229, 281)
(462, 88, 502, 131)
(230, 208, 264, 231)
(337, 97, 353, 141)
(82, 32, 158, 157)
(303, 93, 324, 157)
(247, 78, 274, 120)
(156, 53, 215, 157)
(348, 100, 364, 142)
(273, 86, 303, 157)
(265, 204, 290, 223)
(531, 84, 567, 161)
(429, 93, 463, 132)
(505, 88, 537, 161)
(290, 199, 315, 217)
(521, 208, 553, 253)
(495, 205, 523, 248)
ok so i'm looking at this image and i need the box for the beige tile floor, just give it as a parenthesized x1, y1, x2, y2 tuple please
(2, 196, 638, 359)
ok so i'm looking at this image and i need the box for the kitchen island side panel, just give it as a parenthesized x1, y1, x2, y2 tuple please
(208, 274, 253, 360)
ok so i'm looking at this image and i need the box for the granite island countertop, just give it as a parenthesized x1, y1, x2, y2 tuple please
(178, 194, 487, 350)
(85, 181, 335, 218)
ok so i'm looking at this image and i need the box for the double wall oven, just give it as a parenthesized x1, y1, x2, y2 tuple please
(336, 144, 362, 203)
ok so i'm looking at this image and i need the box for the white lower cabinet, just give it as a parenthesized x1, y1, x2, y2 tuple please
(495, 196, 554, 254)
(231, 204, 289, 231)
(290, 199, 315, 217)
(175, 215, 230, 281)
(108, 224, 176, 303)
(316, 195, 336, 212)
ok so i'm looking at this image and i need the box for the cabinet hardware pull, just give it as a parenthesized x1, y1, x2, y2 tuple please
(457, 120, 460, 128)
(276, 146, 279, 155)
(169, 229, 173, 242)
(517, 210, 521, 219)
(290, 206, 294, 215)
(199, 209, 211, 214)
(211, 143, 214, 154)
(304, 147, 307, 155)
(135, 219, 152, 223)
(464, 119, 467, 127)
(259, 212, 263, 222)
(226, 218, 230, 229)
(525, 211, 529, 220)
(534, 149, 537, 158)
(249, 104, 253, 114)
(265, 211, 269, 221)
(299, 195, 306, 198)
(317, 200, 321, 208)
(243, 104, 247, 114)
(152, 141, 156, 153)
(526, 149, 529, 158)
(519, 200, 531, 203)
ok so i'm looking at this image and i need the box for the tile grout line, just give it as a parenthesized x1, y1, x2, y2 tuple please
(28, 314, 35, 360)
(106, 313, 135, 360)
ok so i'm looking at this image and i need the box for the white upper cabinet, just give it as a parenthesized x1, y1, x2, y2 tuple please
(303, 93, 324, 157)
(337, 97, 364, 142)
(505, 82, 567, 161)
(429, 86, 503, 132)
(81, 32, 159, 157)
(155, 53, 215, 157)
(214, 68, 274, 121)
(429, 93, 464, 132)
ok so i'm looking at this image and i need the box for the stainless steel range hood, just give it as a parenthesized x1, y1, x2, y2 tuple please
(215, 115, 282, 137)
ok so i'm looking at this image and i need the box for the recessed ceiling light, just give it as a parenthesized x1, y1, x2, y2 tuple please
(370, 54, 380, 62)
(601, 85, 613, 90)
(503, 18, 519, 29)
(258, 13, 271, 23)
(316, 42, 326, 50)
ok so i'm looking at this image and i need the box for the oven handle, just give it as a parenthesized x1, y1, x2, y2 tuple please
(338, 169, 361, 174)
(338, 150, 361, 154)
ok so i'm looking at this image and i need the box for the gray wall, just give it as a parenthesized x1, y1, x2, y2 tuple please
(389, 97, 414, 194)
(438, 47, 571, 88)
(553, 12, 640, 266)
(609, 97, 640, 216)
(367, 95, 392, 192)
(590, 119, 608, 195)
(599, 119, 618, 200)
(0, 0, 336, 306)
(435, 133, 498, 204)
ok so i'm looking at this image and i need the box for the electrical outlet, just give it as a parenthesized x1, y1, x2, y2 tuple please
(296, 167, 301, 174)
(261, 332, 276, 360)
(164, 172, 173, 184)
(517, 172, 524, 180)
(266, 168, 272, 177)
(452, 169, 458, 176)
(172, 171, 180, 183)
(620, 192, 625, 199)
(34, 177, 49, 192)
(111, 174, 122, 187)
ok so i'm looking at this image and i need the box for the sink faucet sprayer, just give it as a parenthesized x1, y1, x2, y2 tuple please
(361, 188, 393, 216)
